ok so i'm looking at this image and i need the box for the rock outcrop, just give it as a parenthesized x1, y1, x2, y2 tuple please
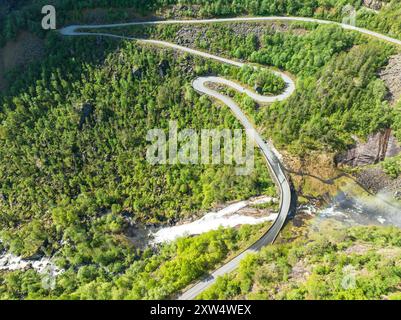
(336, 130, 401, 167)
(363, 0, 384, 10)
(78, 103, 95, 130)
(355, 167, 401, 195)
(173, 23, 308, 50)
(386, 133, 401, 158)
(158, 60, 170, 78)
(165, 4, 202, 19)
(337, 52, 401, 168)
(131, 65, 142, 79)
(380, 53, 401, 104)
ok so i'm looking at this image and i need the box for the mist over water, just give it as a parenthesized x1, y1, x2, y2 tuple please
(318, 191, 401, 227)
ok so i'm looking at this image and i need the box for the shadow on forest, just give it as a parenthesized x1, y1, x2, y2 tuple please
(284, 167, 347, 186)
(0, 33, 123, 100)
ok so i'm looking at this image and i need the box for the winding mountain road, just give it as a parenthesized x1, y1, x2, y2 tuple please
(59, 15, 401, 300)
(60, 16, 401, 46)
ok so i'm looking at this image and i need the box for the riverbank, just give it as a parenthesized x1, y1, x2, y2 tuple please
(150, 196, 278, 244)
(126, 196, 279, 248)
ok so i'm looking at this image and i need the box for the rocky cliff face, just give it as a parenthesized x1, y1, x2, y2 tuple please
(356, 166, 401, 195)
(363, 0, 384, 10)
(386, 133, 401, 158)
(380, 53, 401, 104)
(337, 51, 401, 167)
(173, 23, 308, 50)
(336, 130, 401, 167)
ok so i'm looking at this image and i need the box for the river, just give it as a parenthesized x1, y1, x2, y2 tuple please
(1, 192, 399, 273)
(150, 196, 278, 244)
(317, 192, 401, 227)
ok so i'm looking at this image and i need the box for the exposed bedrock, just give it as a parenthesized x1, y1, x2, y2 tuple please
(336, 131, 401, 199)
(173, 23, 308, 49)
(336, 52, 401, 168)
(380, 53, 401, 104)
(363, 0, 384, 10)
(355, 167, 401, 194)
(335, 129, 401, 167)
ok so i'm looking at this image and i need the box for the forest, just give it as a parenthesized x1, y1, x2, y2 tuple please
(0, 31, 277, 252)
(0, 14, 279, 297)
(121, 21, 398, 153)
(0, 224, 269, 299)
(199, 225, 401, 300)
(382, 155, 401, 179)
(0, 0, 400, 300)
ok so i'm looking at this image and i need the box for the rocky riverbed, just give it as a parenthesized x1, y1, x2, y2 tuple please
(150, 196, 278, 244)
(126, 196, 279, 247)
(317, 190, 401, 227)
(0, 244, 62, 276)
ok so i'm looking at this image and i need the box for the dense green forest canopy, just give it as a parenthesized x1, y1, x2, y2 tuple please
(0, 223, 270, 299)
(0, 29, 276, 298)
(0, 33, 275, 258)
(1, 0, 401, 301)
(120, 21, 398, 152)
(199, 225, 401, 300)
